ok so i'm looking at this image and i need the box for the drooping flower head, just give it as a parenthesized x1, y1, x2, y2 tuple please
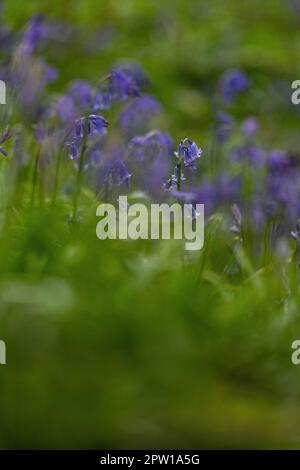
(66, 114, 108, 160)
(21, 14, 48, 54)
(109, 68, 140, 102)
(75, 114, 108, 139)
(175, 138, 202, 169)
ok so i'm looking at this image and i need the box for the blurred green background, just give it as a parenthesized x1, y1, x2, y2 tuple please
(1, 0, 300, 449)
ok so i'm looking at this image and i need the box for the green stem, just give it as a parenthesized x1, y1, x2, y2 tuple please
(52, 149, 63, 206)
(72, 121, 88, 220)
(177, 161, 182, 192)
(31, 148, 41, 206)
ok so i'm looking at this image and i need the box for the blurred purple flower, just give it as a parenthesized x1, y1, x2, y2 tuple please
(219, 69, 249, 103)
(120, 95, 161, 136)
(230, 143, 265, 167)
(68, 80, 94, 108)
(241, 117, 259, 137)
(109, 68, 140, 102)
(22, 15, 48, 54)
(128, 130, 174, 194)
(0, 127, 11, 157)
(93, 89, 111, 111)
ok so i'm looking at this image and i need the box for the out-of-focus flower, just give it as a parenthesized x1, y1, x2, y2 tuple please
(120, 95, 161, 136)
(175, 138, 202, 169)
(108, 160, 132, 186)
(47, 95, 77, 124)
(68, 80, 94, 108)
(127, 130, 173, 195)
(164, 165, 186, 190)
(109, 68, 140, 102)
(21, 14, 48, 54)
(230, 143, 265, 167)
(219, 69, 249, 103)
(93, 89, 111, 111)
(215, 111, 234, 143)
(241, 117, 259, 137)
(267, 150, 290, 173)
(0, 127, 11, 157)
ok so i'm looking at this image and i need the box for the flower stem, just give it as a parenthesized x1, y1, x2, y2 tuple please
(31, 148, 41, 206)
(72, 119, 88, 220)
(177, 161, 182, 191)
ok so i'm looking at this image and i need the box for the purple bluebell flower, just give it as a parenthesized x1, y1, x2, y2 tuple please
(22, 14, 48, 54)
(219, 69, 249, 103)
(109, 68, 140, 102)
(66, 143, 79, 160)
(47, 95, 77, 124)
(0, 127, 11, 157)
(175, 138, 202, 169)
(230, 143, 265, 167)
(75, 114, 108, 138)
(196, 182, 216, 215)
(93, 89, 111, 111)
(268, 150, 290, 173)
(120, 95, 161, 136)
(68, 80, 94, 108)
(241, 117, 259, 137)
(216, 173, 241, 203)
(127, 130, 174, 195)
(164, 165, 186, 190)
(109, 160, 132, 186)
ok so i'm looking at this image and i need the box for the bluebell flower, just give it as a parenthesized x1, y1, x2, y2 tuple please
(47, 95, 77, 124)
(241, 117, 259, 137)
(120, 95, 161, 137)
(164, 165, 186, 190)
(109, 160, 132, 186)
(93, 89, 111, 111)
(175, 138, 202, 169)
(66, 142, 79, 160)
(75, 114, 108, 138)
(219, 69, 249, 103)
(22, 14, 48, 53)
(68, 80, 94, 108)
(230, 144, 265, 167)
(0, 127, 11, 157)
(109, 68, 140, 102)
(127, 130, 173, 195)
